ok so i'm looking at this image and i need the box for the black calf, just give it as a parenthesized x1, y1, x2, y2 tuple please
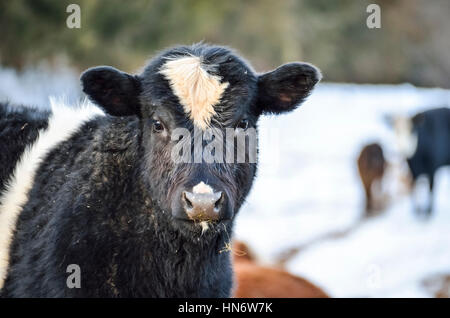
(0, 44, 320, 297)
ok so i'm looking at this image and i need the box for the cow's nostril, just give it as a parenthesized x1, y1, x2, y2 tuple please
(182, 191, 193, 209)
(214, 192, 224, 211)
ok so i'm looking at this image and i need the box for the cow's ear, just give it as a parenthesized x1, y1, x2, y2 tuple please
(256, 63, 321, 115)
(81, 66, 141, 117)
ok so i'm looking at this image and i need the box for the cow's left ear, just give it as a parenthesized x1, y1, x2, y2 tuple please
(256, 63, 321, 115)
(81, 66, 141, 117)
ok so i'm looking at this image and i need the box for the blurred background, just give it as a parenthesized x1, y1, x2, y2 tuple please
(1, 0, 450, 297)
(2, 0, 450, 87)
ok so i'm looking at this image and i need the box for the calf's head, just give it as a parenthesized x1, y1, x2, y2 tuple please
(81, 44, 320, 231)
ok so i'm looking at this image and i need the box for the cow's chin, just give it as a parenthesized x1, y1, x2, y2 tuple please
(171, 215, 233, 237)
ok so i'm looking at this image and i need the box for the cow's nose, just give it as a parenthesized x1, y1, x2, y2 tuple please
(181, 190, 224, 221)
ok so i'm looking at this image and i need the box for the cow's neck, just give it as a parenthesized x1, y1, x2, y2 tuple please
(117, 168, 234, 297)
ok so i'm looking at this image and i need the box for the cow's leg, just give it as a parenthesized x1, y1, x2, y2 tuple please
(426, 173, 435, 217)
(364, 182, 373, 216)
(411, 177, 428, 217)
(372, 177, 385, 212)
(410, 178, 421, 216)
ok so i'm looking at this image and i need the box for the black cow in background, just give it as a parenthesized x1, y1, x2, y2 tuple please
(403, 107, 450, 216)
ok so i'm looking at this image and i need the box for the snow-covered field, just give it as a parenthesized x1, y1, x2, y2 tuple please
(1, 67, 450, 297)
(236, 83, 450, 298)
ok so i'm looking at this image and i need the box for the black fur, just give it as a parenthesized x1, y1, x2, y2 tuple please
(407, 107, 450, 216)
(3, 117, 232, 297)
(0, 103, 49, 195)
(81, 66, 142, 117)
(1, 44, 320, 297)
(257, 62, 321, 115)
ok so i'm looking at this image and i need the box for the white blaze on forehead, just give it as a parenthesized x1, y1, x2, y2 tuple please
(159, 56, 229, 130)
(0, 97, 104, 289)
(393, 116, 418, 158)
(192, 181, 213, 194)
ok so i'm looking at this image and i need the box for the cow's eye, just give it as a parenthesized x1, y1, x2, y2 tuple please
(237, 119, 249, 130)
(152, 120, 164, 133)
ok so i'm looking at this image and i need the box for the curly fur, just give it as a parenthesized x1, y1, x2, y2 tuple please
(0, 44, 320, 297)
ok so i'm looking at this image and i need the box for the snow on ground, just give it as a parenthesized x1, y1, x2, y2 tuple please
(1, 67, 450, 297)
(235, 83, 450, 298)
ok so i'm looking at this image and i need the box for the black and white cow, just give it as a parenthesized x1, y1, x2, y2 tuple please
(393, 107, 450, 216)
(0, 44, 320, 297)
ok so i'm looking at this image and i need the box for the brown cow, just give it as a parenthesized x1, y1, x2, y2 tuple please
(357, 143, 386, 216)
(232, 241, 329, 298)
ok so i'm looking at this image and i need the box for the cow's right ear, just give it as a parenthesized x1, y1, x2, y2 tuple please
(81, 66, 141, 117)
(256, 62, 321, 115)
